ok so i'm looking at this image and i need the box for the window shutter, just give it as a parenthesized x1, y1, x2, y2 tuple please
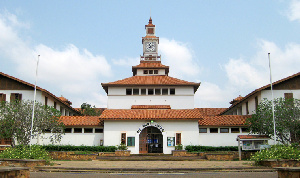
(0, 93, 6, 102)
(121, 133, 126, 145)
(19, 94, 22, 101)
(10, 93, 15, 102)
(176, 133, 181, 145)
(284, 93, 293, 99)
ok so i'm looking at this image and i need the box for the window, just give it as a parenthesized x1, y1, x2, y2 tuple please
(220, 128, 229, 133)
(95, 128, 103, 133)
(199, 128, 207, 133)
(167, 137, 175, 146)
(241, 127, 248, 133)
(54, 102, 57, 109)
(64, 128, 72, 133)
(149, 70, 153, 74)
(74, 128, 82, 133)
(126, 89, 132, 95)
(210, 128, 218, 133)
(231, 128, 240, 133)
(154, 70, 158, 74)
(10, 93, 22, 102)
(284, 93, 293, 99)
(155, 89, 161, 95)
(0, 93, 6, 102)
(170, 88, 175, 95)
(127, 137, 135, 146)
(162, 88, 168, 95)
(246, 102, 249, 115)
(60, 106, 64, 115)
(148, 89, 154, 95)
(255, 96, 258, 110)
(148, 28, 154, 34)
(141, 89, 146, 95)
(176, 133, 181, 145)
(143, 70, 148, 74)
(45, 96, 48, 106)
(121, 133, 126, 145)
(84, 128, 93, 133)
(133, 89, 139, 95)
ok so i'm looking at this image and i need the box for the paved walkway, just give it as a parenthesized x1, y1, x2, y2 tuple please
(52, 160, 255, 169)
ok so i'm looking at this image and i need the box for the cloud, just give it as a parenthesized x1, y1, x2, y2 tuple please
(112, 57, 139, 66)
(159, 38, 201, 78)
(0, 11, 112, 108)
(287, 0, 300, 22)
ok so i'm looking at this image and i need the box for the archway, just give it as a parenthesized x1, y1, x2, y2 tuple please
(139, 126, 163, 154)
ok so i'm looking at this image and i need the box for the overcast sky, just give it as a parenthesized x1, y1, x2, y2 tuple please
(0, 1, 300, 108)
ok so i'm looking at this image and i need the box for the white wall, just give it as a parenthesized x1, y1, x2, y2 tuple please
(104, 120, 199, 154)
(107, 86, 195, 109)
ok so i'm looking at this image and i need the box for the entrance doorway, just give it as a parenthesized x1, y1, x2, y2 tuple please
(139, 126, 163, 154)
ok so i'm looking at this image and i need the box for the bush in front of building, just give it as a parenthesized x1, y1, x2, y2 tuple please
(250, 144, 300, 162)
(185, 145, 238, 152)
(42, 145, 117, 152)
(0, 145, 52, 164)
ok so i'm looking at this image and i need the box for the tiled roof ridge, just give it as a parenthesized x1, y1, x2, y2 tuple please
(238, 135, 270, 139)
(0, 72, 80, 114)
(131, 105, 171, 109)
(198, 115, 251, 126)
(220, 72, 300, 115)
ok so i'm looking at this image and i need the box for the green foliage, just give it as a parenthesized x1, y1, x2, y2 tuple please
(185, 145, 238, 152)
(246, 98, 300, 144)
(175, 144, 183, 150)
(0, 100, 64, 145)
(80, 103, 102, 116)
(250, 145, 300, 162)
(117, 143, 128, 150)
(42, 145, 117, 152)
(0, 145, 52, 164)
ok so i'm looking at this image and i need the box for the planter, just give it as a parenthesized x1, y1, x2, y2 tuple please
(205, 153, 234, 161)
(258, 159, 300, 167)
(172, 150, 187, 157)
(115, 150, 131, 156)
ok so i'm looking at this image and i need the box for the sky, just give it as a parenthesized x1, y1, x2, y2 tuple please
(0, 0, 300, 108)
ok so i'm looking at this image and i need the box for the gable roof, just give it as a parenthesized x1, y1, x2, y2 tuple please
(100, 109, 203, 120)
(199, 115, 251, 126)
(220, 72, 300, 115)
(60, 116, 103, 126)
(0, 72, 80, 115)
(101, 75, 200, 93)
(131, 105, 171, 109)
(195, 108, 227, 116)
(132, 61, 169, 75)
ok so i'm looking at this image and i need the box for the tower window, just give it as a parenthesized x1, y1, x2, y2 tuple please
(148, 28, 154, 34)
(149, 70, 153, 74)
(154, 70, 158, 74)
(148, 89, 154, 95)
(155, 89, 161, 95)
(170, 88, 175, 95)
(143, 70, 148, 74)
(126, 89, 132, 95)
(162, 88, 168, 95)
(133, 89, 139, 95)
(141, 89, 146, 95)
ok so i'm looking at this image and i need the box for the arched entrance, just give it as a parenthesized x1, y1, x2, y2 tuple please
(139, 126, 163, 154)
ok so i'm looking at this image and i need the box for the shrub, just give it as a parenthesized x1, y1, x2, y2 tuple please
(0, 145, 51, 164)
(185, 145, 238, 152)
(250, 145, 300, 162)
(41, 145, 117, 152)
(117, 143, 127, 150)
(175, 144, 183, 150)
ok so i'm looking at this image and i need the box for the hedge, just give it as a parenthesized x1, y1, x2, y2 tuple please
(185, 145, 238, 152)
(41, 145, 117, 152)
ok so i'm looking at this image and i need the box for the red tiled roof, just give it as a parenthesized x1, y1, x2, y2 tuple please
(195, 108, 227, 116)
(229, 95, 244, 105)
(220, 72, 300, 115)
(0, 72, 80, 115)
(60, 116, 103, 126)
(131, 105, 171, 109)
(59, 96, 72, 105)
(101, 75, 200, 93)
(100, 109, 203, 120)
(238, 135, 270, 139)
(198, 115, 251, 126)
(132, 61, 169, 69)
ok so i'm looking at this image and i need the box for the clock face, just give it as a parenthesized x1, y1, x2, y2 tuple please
(145, 42, 156, 52)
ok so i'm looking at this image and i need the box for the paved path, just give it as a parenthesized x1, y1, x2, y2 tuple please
(52, 160, 254, 169)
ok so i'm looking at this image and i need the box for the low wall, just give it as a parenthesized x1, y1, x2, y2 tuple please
(0, 167, 30, 178)
(172, 151, 253, 160)
(98, 152, 116, 156)
(0, 158, 46, 170)
(275, 167, 300, 178)
(206, 154, 234, 161)
(49, 151, 97, 161)
(258, 159, 300, 167)
(115, 150, 131, 156)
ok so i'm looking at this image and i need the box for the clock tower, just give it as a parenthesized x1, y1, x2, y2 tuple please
(141, 17, 160, 61)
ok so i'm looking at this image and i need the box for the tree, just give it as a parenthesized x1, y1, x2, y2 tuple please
(80, 102, 102, 116)
(0, 100, 65, 145)
(246, 98, 300, 145)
